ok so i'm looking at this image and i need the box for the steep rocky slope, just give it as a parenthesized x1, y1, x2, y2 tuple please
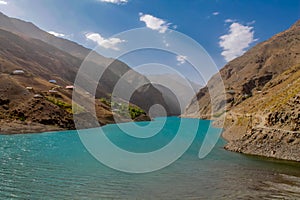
(224, 64, 300, 161)
(0, 12, 170, 117)
(184, 20, 300, 161)
(0, 16, 161, 133)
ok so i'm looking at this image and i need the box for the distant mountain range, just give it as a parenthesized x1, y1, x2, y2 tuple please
(184, 20, 300, 161)
(147, 73, 202, 115)
(0, 12, 173, 133)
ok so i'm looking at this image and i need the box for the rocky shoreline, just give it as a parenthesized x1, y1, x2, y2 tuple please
(0, 120, 65, 135)
(0, 112, 151, 135)
(221, 98, 300, 162)
(223, 128, 300, 162)
(209, 109, 300, 162)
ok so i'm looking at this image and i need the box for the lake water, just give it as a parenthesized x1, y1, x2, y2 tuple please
(1, 117, 300, 199)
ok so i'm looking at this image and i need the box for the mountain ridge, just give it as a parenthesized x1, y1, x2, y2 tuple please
(184, 20, 300, 161)
(0, 12, 173, 133)
(0, 12, 171, 116)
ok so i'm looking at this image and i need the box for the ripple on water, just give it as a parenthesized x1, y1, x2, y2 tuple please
(259, 174, 300, 199)
(0, 118, 300, 199)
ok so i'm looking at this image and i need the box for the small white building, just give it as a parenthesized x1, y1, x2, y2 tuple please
(48, 90, 58, 93)
(12, 70, 25, 75)
(65, 85, 75, 90)
(34, 94, 43, 98)
(49, 80, 57, 84)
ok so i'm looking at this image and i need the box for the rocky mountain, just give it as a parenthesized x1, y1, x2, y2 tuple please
(184, 20, 300, 161)
(0, 12, 170, 115)
(0, 12, 172, 133)
(224, 63, 300, 161)
(0, 12, 101, 61)
(147, 73, 202, 115)
(0, 28, 151, 133)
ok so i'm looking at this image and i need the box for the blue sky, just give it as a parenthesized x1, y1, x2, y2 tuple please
(0, 0, 299, 82)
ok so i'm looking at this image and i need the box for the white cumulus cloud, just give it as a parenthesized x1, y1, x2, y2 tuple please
(139, 13, 170, 33)
(225, 19, 234, 23)
(85, 32, 125, 50)
(219, 22, 256, 62)
(0, 0, 7, 5)
(212, 12, 219, 16)
(99, 0, 128, 4)
(48, 31, 65, 38)
(176, 55, 187, 65)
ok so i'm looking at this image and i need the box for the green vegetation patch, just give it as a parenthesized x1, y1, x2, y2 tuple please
(99, 98, 146, 119)
(46, 96, 85, 114)
(128, 106, 146, 119)
(46, 96, 72, 113)
(99, 97, 111, 106)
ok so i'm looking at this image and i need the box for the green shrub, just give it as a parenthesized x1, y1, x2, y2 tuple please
(128, 106, 146, 119)
(99, 98, 111, 106)
(46, 96, 72, 113)
(99, 98, 146, 119)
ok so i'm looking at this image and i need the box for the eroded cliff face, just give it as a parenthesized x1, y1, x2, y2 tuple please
(223, 63, 300, 161)
(184, 20, 300, 161)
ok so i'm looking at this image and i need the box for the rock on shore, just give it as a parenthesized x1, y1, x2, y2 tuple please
(224, 127, 300, 162)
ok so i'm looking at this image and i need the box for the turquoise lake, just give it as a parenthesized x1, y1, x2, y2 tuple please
(1, 117, 300, 199)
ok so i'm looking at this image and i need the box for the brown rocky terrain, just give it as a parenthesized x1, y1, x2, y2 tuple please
(184, 20, 300, 161)
(223, 64, 300, 161)
(0, 13, 160, 134)
(0, 12, 170, 116)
